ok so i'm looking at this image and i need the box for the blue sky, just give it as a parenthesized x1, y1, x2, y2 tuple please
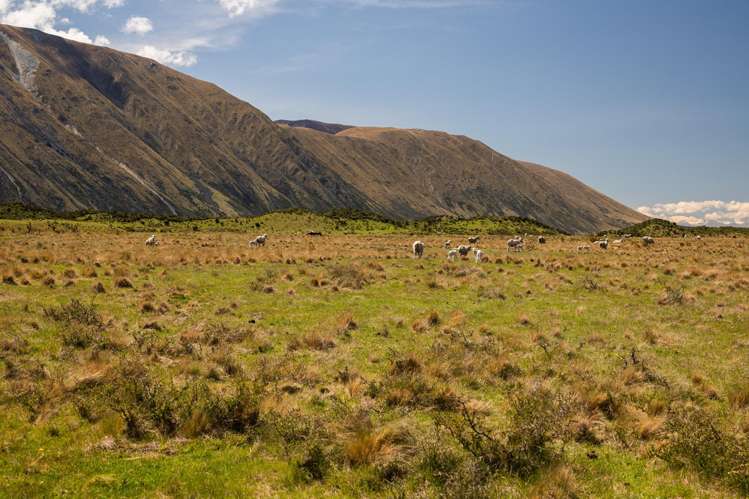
(2, 0, 748, 225)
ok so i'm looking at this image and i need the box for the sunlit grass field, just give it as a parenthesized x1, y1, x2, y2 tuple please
(0, 214, 747, 497)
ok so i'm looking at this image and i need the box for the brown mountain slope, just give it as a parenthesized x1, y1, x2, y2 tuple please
(276, 119, 353, 135)
(286, 127, 646, 233)
(0, 24, 647, 233)
(0, 25, 371, 217)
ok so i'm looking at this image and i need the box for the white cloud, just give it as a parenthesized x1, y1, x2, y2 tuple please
(341, 0, 484, 6)
(2, 2, 56, 28)
(214, 0, 482, 16)
(136, 45, 198, 67)
(638, 201, 749, 227)
(122, 16, 153, 35)
(1, 0, 119, 45)
(2, 0, 487, 70)
(217, 0, 279, 17)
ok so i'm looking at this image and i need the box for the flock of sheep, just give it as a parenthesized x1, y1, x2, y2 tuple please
(416, 233, 556, 263)
(143, 232, 666, 262)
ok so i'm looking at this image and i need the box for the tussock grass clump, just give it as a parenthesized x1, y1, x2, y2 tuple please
(412, 311, 440, 332)
(529, 464, 580, 498)
(178, 381, 262, 437)
(344, 425, 413, 468)
(115, 278, 133, 289)
(289, 331, 336, 352)
(293, 442, 331, 482)
(99, 361, 262, 440)
(201, 323, 249, 346)
(581, 275, 602, 291)
(477, 286, 506, 300)
(727, 382, 749, 409)
(44, 299, 103, 328)
(490, 358, 523, 381)
(658, 286, 685, 305)
(328, 264, 370, 290)
(44, 299, 107, 349)
(378, 355, 460, 411)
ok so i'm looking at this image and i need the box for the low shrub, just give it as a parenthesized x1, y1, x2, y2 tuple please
(655, 405, 748, 494)
(438, 385, 574, 477)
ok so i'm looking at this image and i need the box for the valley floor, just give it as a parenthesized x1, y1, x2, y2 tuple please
(0, 220, 747, 497)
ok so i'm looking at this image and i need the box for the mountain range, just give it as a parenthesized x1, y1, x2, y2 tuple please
(0, 24, 647, 233)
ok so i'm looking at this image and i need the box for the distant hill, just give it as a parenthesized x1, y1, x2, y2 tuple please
(605, 218, 749, 237)
(0, 24, 647, 233)
(276, 119, 353, 135)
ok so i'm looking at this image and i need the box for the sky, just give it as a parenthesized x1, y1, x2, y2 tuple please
(1, 0, 747, 226)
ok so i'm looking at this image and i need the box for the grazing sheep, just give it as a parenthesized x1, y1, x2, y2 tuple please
(468, 236, 480, 245)
(577, 244, 591, 252)
(447, 249, 458, 262)
(506, 237, 524, 252)
(474, 248, 486, 263)
(695, 235, 702, 240)
(642, 236, 655, 246)
(613, 239, 623, 245)
(145, 234, 159, 247)
(413, 240, 425, 258)
(537, 236, 546, 244)
(444, 240, 452, 249)
(250, 234, 268, 247)
(458, 245, 472, 258)
(594, 236, 609, 250)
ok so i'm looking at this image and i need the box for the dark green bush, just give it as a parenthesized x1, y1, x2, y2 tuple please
(44, 299, 106, 349)
(293, 443, 331, 482)
(438, 385, 574, 477)
(655, 405, 749, 494)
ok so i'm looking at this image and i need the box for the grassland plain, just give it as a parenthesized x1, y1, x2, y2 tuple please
(0, 214, 747, 497)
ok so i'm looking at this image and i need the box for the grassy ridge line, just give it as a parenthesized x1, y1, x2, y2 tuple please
(602, 218, 749, 237)
(0, 204, 560, 236)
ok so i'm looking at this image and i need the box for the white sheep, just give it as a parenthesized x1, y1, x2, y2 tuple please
(506, 237, 524, 252)
(145, 234, 159, 246)
(594, 236, 609, 250)
(447, 249, 458, 262)
(250, 234, 268, 247)
(413, 240, 425, 258)
(642, 236, 655, 246)
(474, 248, 486, 263)
(577, 244, 591, 252)
(613, 239, 623, 245)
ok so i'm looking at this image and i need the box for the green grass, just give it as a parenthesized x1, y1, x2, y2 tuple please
(0, 218, 747, 497)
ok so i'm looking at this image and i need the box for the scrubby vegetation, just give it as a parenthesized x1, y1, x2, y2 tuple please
(0, 203, 560, 236)
(606, 218, 749, 238)
(0, 212, 747, 496)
